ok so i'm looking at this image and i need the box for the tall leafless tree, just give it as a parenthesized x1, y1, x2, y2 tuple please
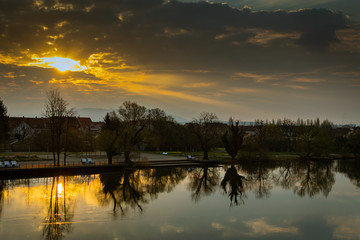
(190, 112, 220, 160)
(118, 101, 148, 163)
(44, 89, 74, 166)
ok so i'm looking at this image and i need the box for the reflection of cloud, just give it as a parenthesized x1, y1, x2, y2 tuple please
(211, 217, 298, 238)
(212, 222, 226, 230)
(160, 224, 184, 233)
(328, 216, 360, 240)
(244, 218, 298, 236)
(228, 218, 237, 223)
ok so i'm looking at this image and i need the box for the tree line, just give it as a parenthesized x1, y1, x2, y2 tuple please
(1, 91, 359, 165)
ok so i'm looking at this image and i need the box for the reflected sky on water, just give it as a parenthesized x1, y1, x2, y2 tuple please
(0, 160, 359, 240)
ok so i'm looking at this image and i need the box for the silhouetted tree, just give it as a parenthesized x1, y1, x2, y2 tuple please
(263, 124, 283, 152)
(189, 112, 221, 160)
(347, 127, 360, 156)
(296, 123, 317, 158)
(97, 112, 121, 164)
(146, 108, 177, 151)
(222, 118, 244, 159)
(44, 89, 74, 166)
(312, 120, 336, 157)
(279, 118, 295, 152)
(118, 101, 148, 163)
(0, 98, 9, 150)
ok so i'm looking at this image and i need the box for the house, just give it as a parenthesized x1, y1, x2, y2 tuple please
(7, 116, 103, 151)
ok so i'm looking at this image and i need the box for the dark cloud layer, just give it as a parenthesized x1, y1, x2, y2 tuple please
(0, 0, 352, 72)
(0, 0, 359, 123)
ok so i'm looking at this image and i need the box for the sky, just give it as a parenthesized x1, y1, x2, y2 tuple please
(0, 0, 359, 123)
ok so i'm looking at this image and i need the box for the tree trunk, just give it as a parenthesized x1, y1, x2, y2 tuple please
(124, 151, 131, 163)
(203, 148, 208, 160)
(63, 119, 69, 166)
(57, 151, 60, 166)
(107, 152, 113, 165)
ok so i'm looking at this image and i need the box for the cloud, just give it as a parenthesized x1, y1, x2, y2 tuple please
(292, 77, 326, 83)
(0, 1, 357, 80)
(183, 82, 217, 88)
(232, 72, 273, 82)
(0, 1, 351, 70)
(327, 216, 360, 240)
(0, 0, 359, 123)
(244, 217, 299, 236)
(286, 84, 309, 90)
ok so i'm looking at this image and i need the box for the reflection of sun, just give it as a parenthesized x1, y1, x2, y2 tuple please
(57, 183, 64, 197)
(30, 56, 87, 72)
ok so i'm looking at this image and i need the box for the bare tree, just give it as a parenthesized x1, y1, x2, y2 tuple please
(44, 89, 74, 166)
(190, 112, 220, 160)
(118, 101, 148, 163)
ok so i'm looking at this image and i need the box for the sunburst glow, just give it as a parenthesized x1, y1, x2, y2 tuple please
(57, 183, 64, 197)
(30, 56, 87, 72)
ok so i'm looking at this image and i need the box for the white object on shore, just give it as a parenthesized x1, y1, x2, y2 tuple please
(11, 161, 19, 167)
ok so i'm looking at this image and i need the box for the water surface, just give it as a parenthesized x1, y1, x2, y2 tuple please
(0, 160, 359, 240)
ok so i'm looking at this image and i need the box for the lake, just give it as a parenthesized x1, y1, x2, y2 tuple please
(0, 160, 359, 240)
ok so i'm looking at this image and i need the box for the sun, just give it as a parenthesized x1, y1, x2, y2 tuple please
(30, 56, 87, 72)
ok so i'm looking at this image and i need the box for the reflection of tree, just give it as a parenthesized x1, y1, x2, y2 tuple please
(99, 168, 187, 217)
(42, 176, 74, 240)
(292, 160, 335, 197)
(241, 163, 274, 199)
(99, 169, 147, 217)
(188, 167, 220, 202)
(0, 181, 5, 221)
(336, 159, 360, 188)
(273, 161, 299, 190)
(221, 165, 246, 206)
(143, 167, 187, 199)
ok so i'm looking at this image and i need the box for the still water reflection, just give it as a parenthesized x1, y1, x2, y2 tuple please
(0, 160, 359, 240)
